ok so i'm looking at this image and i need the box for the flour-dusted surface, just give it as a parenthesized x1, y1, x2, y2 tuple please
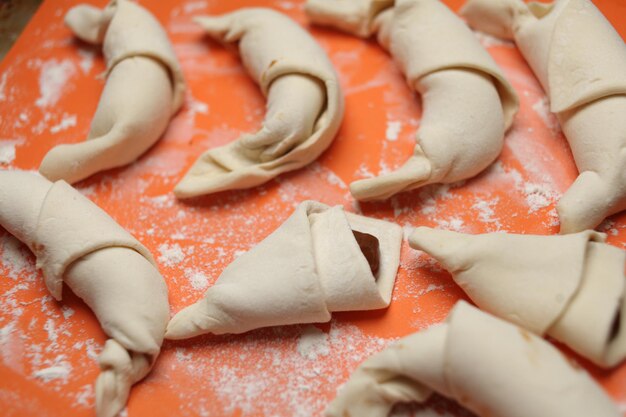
(1, 0, 626, 417)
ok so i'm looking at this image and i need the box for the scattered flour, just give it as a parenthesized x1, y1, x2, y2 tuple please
(355, 163, 375, 179)
(386, 120, 402, 141)
(73, 384, 94, 408)
(35, 59, 76, 108)
(277, 1, 297, 10)
(194, 321, 391, 417)
(471, 198, 500, 228)
(0, 141, 17, 165)
(33, 362, 72, 382)
(77, 49, 95, 74)
(184, 268, 209, 290)
(523, 182, 557, 212)
(531, 97, 560, 134)
(434, 217, 465, 232)
(50, 114, 77, 134)
(296, 326, 330, 360)
(183, 1, 207, 14)
(0, 234, 34, 279)
(158, 243, 185, 266)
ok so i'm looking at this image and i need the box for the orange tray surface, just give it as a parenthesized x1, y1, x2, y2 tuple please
(1, 0, 626, 416)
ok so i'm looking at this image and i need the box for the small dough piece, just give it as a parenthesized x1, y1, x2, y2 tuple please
(305, 0, 394, 37)
(461, 0, 626, 233)
(173, 8, 344, 198)
(326, 301, 621, 417)
(39, 0, 185, 184)
(409, 227, 626, 368)
(306, 0, 519, 201)
(165, 200, 402, 339)
(0, 170, 169, 417)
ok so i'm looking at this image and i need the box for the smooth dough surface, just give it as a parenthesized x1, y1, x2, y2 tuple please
(461, 0, 626, 233)
(165, 200, 402, 339)
(306, 0, 519, 201)
(326, 301, 620, 417)
(409, 226, 626, 368)
(39, 0, 185, 184)
(0, 170, 169, 417)
(174, 8, 344, 198)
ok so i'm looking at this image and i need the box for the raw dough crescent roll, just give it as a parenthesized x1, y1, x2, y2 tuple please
(461, 0, 626, 233)
(173, 8, 344, 198)
(326, 301, 620, 417)
(0, 170, 169, 417)
(165, 200, 401, 339)
(306, 0, 519, 201)
(409, 226, 626, 368)
(39, 0, 186, 184)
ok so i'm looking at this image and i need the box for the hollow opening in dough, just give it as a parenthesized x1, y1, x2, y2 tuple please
(352, 230, 380, 277)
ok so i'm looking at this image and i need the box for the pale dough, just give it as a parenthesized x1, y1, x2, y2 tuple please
(173, 8, 344, 198)
(306, 0, 519, 201)
(409, 227, 626, 368)
(461, 0, 626, 233)
(0, 170, 169, 417)
(326, 301, 620, 417)
(165, 200, 402, 339)
(39, 0, 185, 184)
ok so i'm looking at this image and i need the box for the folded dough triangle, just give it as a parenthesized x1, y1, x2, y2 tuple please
(461, 0, 626, 233)
(173, 8, 344, 198)
(0, 170, 169, 417)
(409, 226, 626, 368)
(39, 0, 185, 184)
(166, 200, 402, 339)
(306, 0, 519, 201)
(327, 301, 620, 417)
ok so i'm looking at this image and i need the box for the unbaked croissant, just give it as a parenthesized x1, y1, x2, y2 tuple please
(461, 0, 626, 233)
(173, 8, 344, 198)
(306, 0, 519, 201)
(39, 0, 185, 184)
(0, 170, 169, 417)
(409, 226, 626, 368)
(327, 301, 620, 417)
(165, 200, 401, 339)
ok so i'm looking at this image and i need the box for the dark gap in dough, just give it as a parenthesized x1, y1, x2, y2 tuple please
(352, 230, 380, 278)
(608, 306, 622, 343)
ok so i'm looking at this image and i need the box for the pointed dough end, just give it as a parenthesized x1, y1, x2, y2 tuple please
(174, 156, 230, 199)
(349, 156, 432, 201)
(65, 4, 107, 45)
(408, 227, 469, 266)
(165, 302, 219, 340)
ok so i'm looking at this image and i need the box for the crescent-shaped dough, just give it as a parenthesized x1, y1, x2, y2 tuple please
(326, 301, 620, 417)
(306, 0, 519, 201)
(461, 0, 626, 233)
(173, 8, 344, 198)
(409, 226, 626, 368)
(165, 200, 402, 339)
(0, 170, 169, 417)
(39, 0, 186, 184)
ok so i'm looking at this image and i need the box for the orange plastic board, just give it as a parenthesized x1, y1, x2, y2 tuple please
(1, 0, 626, 416)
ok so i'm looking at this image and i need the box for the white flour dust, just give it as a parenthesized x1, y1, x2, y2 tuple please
(386, 120, 402, 141)
(50, 114, 77, 134)
(33, 363, 72, 382)
(184, 268, 209, 290)
(296, 326, 330, 360)
(35, 59, 76, 108)
(0, 140, 18, 165)
(158, 243, 186, 266)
